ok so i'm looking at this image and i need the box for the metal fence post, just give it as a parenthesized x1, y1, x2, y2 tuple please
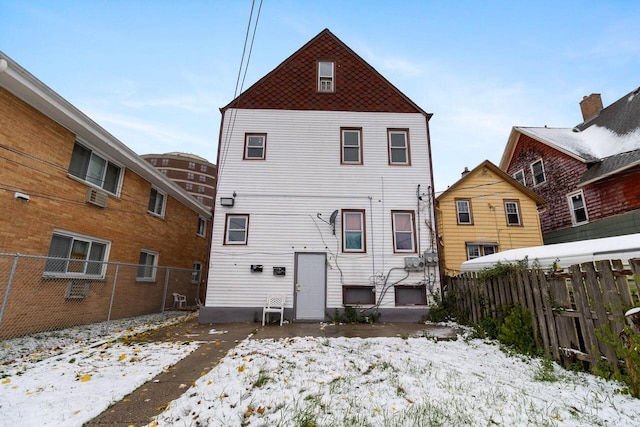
(161, 267, 170, 313)
(0, 254, 19, 327)
(105, 263, 120, 335)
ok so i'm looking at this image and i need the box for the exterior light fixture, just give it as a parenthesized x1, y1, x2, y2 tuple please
(220, 197, 234, 207)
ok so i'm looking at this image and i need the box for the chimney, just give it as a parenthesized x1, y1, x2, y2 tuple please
(580, 93, 603, 122)
(461, 167, 470, 177)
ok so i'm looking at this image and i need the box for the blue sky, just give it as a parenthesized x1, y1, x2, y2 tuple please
(2, 0, 639, 192)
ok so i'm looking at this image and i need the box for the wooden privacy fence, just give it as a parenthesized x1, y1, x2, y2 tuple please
(448, 259, 640, 367)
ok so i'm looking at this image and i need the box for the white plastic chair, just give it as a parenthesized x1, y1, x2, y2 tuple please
(262, 294, 286, 326)
(173, 293, 186, 308)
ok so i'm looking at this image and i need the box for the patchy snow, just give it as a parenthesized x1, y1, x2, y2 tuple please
(149, 336, 640, 427)
(1, 316, 639, 426)
(518, 125, 640, 161)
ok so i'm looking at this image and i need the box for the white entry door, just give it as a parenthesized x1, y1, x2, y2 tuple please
(294, 253, 326, 320)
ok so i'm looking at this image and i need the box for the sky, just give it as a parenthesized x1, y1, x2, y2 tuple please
(1, 314, 639, 426)
(1, 0, 639, 192)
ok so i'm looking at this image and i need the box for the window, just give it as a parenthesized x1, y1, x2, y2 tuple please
(186, 182, 193, 190)
(395, 285, 427, 306)
(147, 187, 166, 216)
(188, 161, 196, 170)
(160, 169, 167, 175)
(343, 286, 375, 305)
(161, 158, 169, 166)
(504, 200, 522, 225)
(44, 231, 109, 278)
(197, 216, 207, 236)
(466, 243, 498, 260)
(456, 199, 472, 224)
(388, 129, 410, 165)
(68, 142, 122, 194)
(531, 159, 546, 186)
(318, 61, 334, 92)
(199, 175, 206, 182)
(340, 128, 362, 164)
(198, 185, 205, 193)
(196, 196, 204, 203)
(137, 250, 158, 281)
(225, 214, 249, 245)
(513, 169, 526, 186)
(149, 158, 157, 166)
(568, 190, 589, 225)
(187, 172, 195, 180)
(392, 211, 416, 252)
(192, 261, 202, 284)
(244, 134, 266, 160)
(342, 209, 365, 252)
(200, 165, 207, 172)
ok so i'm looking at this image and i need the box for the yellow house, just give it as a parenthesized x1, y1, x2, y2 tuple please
(436, 160, 544, 275)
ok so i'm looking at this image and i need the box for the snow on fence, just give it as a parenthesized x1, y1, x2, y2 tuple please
(447, 258, 640, 368)
(0, 253, 201, 340)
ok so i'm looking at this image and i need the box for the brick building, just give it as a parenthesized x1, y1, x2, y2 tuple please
(0, 51, 212, 337)
(500, 88, 640, 243)
(141, 152, 216, 210)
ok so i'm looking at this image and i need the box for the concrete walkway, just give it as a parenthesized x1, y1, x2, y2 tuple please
(85, 318, 458, 426)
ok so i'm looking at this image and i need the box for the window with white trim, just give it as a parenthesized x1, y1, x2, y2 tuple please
(392, 211, 416, 252)
(187, 172, 195, 180)
(318, 61, 334, 92)
(68, 142, 122, 194)
(342, 209, 365, 252)
(225, 214, 249, 245)
(44, 231, 109, 278)
(341, 128, 362, 164)
(388, 130, 410, 165)
(466, 243, 498, 260)
(186, 182, 193, 190)
(244, 134, 266, 160)
(161, 158, 169, 166)
(568, 190, 589, 225)
(513, 169, 526, 186)
(192, 261, 202, 284)
(149, 158, 157, 166)
(197, 216, 206, 237)
(188, 161, 196, 170)
(137, 250, 158, 281)
(147, 187, 166, 216)
(504, 200, 522, 225)
(199, 175, 206, 182)
(200, 165, 207, 172)
(531, 159, 546, 186)
(456, 199, 472, 224)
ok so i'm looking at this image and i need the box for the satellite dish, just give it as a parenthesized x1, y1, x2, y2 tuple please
(329, 210, 338, 225)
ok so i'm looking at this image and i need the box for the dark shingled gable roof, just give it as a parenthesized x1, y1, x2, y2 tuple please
(576, 86, 640, 135)
(221, 29, 431, 118)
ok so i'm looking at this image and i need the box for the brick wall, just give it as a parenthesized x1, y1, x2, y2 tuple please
(0, 87, 211, 336)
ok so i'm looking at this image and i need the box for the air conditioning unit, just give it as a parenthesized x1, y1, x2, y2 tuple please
(86, 188, 108, 208)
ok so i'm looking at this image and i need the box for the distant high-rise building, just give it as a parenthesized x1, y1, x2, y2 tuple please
(141, 152, 216, 210)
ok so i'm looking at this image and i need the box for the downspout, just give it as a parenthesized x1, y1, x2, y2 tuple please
(368, 196, 375, 284)
(417, 184, 421, 254)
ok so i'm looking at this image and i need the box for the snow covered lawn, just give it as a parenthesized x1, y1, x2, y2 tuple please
(152, 335, 640, 427)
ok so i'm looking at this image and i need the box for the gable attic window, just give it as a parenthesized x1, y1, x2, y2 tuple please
(68, 142, 122, 194)
(568, 190, 589, 225)
(341, 128, 362, 164)
(318, 61, 334, 92)
(513, 169, 526, 186)
(530, 159, 546, 186)
(456, 199, 472, 225)
(244, 134, 266, 160)
(504, 200, 522, 226)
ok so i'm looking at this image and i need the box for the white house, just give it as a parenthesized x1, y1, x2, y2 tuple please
(200, 29, 440, 323)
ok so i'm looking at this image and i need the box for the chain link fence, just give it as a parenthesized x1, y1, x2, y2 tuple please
(0, 253, 201, 340)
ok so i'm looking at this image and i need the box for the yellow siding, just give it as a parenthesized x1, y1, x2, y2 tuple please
(437, 167, 543, 274)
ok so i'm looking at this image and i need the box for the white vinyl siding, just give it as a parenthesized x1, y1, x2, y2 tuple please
(209, 109, 437, 309)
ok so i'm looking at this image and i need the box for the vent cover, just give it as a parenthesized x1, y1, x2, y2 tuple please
(86, 188, 108, 207)
(64, 280, 90, 300)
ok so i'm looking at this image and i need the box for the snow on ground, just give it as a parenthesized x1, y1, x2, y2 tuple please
(1, 315, 639, 427)
(151, 336, 640, 427)
(0, 312, 200, 427)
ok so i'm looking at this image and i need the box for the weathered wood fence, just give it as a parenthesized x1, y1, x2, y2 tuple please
(448, 258, 640, 368)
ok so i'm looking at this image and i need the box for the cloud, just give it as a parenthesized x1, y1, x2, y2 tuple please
(121, 95, 213, 114)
